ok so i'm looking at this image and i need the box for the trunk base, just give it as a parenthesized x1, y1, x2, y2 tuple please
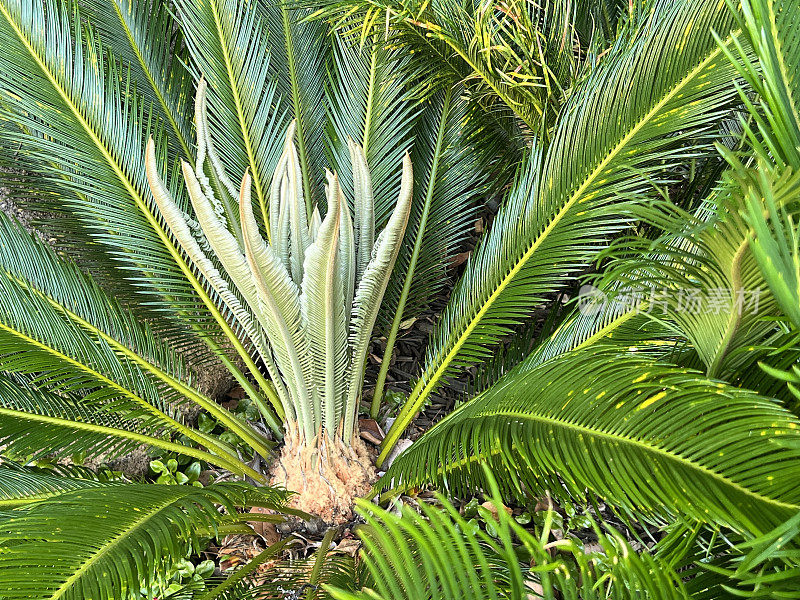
(270, 425, 376, 525)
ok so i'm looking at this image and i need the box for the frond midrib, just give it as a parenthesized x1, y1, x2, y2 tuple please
(280, 4, 314, 217)
(0, 320, 193, 437)
(706, 236, 748, 377)
(0, 317, 261, 477)
(48, 493, 186, 600)
(362, 48, 378, 156)
(425, 406, 800, 514)
(394, 30, 737, 439)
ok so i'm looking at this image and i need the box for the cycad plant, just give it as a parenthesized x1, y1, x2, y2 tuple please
(146, 81, 413, 519)
(371, 0, 800, 595)
(0, 0, 484, 525)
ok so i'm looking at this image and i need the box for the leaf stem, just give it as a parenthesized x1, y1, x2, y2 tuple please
(281, 5, 315, 219)
(371, 89, 452, 418)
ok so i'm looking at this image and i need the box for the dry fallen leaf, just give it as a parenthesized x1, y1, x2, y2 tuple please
(359, 418, 384, 445)
(480, 501, 512, 520)
(249, 506, 280, 545)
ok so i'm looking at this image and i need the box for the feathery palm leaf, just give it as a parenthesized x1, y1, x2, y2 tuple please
(0, 372, 240, 470)
(324, 36, 418, 226)
(0, 482, 291, 600)
(0, 0, 195, 314)
(78, 0, 194, 159)
(0, 0, 274, 400)
(379, 0, 744, 463)
(0, 461, 114, 509)
(372, 87, 491, 413)
(330, 475, 688, 599)
(721, 0, 800, 171)
(174, 0, 288, 226)
(717, 0, 800, 333)
(595, 185, 781, 380)
(257, 0, 330, 212)
(743, 169, 800, 331)
(384, 347, 800, 537)
(0, 212, 272, 470)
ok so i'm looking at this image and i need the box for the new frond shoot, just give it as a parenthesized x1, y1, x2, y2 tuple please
(146, 81, 413, 521)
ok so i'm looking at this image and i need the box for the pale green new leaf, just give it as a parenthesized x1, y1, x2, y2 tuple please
(344, 155, 413, 440)
(301, 172, 346, 435)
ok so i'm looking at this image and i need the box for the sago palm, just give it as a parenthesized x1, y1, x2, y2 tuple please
(378, 0, 800, 596)
(0, 0, 488, 522)
(145, 79, 414, 519)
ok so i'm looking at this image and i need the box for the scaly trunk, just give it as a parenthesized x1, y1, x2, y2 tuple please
(270, 422, 376, 524)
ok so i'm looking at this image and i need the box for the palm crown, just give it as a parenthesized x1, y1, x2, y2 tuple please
(147, 82, 414, 446)
(1, 0, 800, 598)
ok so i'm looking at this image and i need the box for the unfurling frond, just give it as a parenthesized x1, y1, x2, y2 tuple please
(150, 86, 414, 444)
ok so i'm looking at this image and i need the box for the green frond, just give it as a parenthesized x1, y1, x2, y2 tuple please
(720, 510, 800, 596)
(0, 461, 113, 509)
(175, 0, 288, 228)
(381, 88, 489, 326)
(743, 169, 800, 332)
(380, 0, 744, 463)
(597, 181, 781, 379)
(0, 0, 278, 405)
(325, 37, 418, 226)
(385, 348, 800, 537)
(313, 0, 588, 132)
(372, 87, 491, 414)
(0, 0, 203, 318)
(715, 0, 800, 335)
(257, 0, 330, 212)
(0, 482, 290, 600)
(721, 0, 800, 170)
(330, 477, 688, 599)
(78, 0, 194, 159)
(0, 211, 193, 384)
(0, 371, 257, 476)
(0, 219, 264, 471)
